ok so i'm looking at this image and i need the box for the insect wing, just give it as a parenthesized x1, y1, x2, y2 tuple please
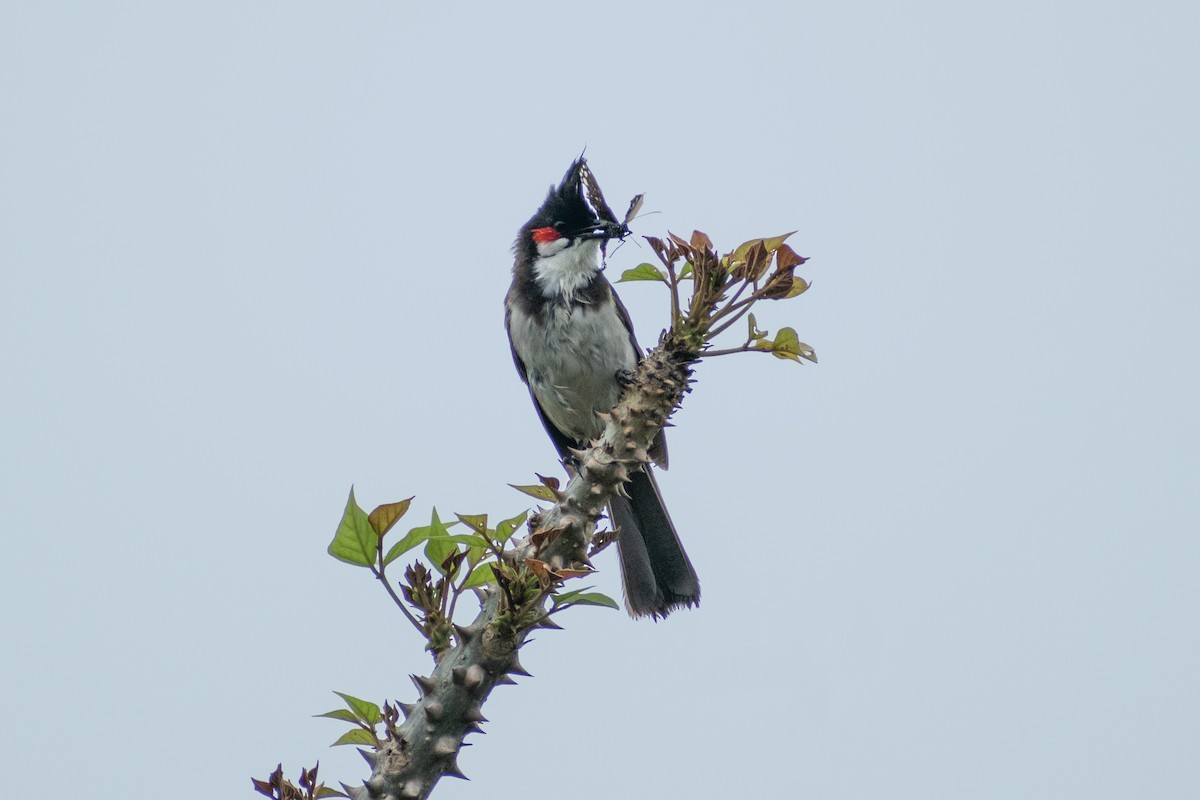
(623, 194, 644, 226)
(580, 160, 619, 224)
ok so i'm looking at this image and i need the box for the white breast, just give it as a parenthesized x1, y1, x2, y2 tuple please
(508, 294, 638, 443)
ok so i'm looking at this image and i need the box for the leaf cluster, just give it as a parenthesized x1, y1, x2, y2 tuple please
(619, 230, 815, 361)
(252, 762, 340, 800)
(309, 482, 623, 769)
(254, 693, 406, 798)
(314, 691, 403, 749)
(328, 488, 540, 658)
(327, 482, 618, 659)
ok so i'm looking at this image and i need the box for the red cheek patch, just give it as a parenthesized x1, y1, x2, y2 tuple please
(531, 227, 561, 244)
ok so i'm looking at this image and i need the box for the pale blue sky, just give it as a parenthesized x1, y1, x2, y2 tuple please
(2, 2, 1197, 798)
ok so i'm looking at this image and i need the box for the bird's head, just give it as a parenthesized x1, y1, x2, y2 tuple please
(515, 157, 629, 266)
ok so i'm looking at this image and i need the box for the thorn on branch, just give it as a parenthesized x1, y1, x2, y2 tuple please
(410, 674, 436, 697)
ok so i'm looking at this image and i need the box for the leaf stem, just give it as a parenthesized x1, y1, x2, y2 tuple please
(371, 564, 424, 634)
(712, 276, 752, 322)
(666, 260, 681, 327)
(702, 344, 759, 358)
(708, 300, 756, 339)
(447, 563, 473, 628)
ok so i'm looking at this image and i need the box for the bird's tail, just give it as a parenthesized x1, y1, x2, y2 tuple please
(609, 467, 700, 619)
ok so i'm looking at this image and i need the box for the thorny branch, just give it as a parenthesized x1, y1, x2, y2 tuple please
(255, 229, 814, 800)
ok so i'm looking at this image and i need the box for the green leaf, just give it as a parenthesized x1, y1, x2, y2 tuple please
(552, 586, 594, 606)
(331, 729, 376, 749)
(461, 562, 496, 589)
(466, 542, 487, 568)
(756, 327, 817, 363)
(617, 263, 667, 283)
(441, 533, 489, 546)
(465, 535, 489, 567)
(426, 538, 458, 575)
(455, 513, 488, 536)
(509, 483, 559, 502)
(449, 532, 491, 569)
(423, 509, 458, 574)
(327, 487, 378, 567)
(368, 497, 413, 538)
(382, 508, 459, 567)
(495, 510, 528, 543)
(315, 787, 347, 799)
(678, 262, 694, 279)
(332, 691, 381, 725)
(784, 276, 810, 298)
(570, 592, 620, 609)
(554, 588, 619, 610)
(552, 585, 585, 604)
(731, 231, 797, 261)
(383, 525, 432, 567)
(314, 708, 360, 724)
(763, 232, 797, 252)
(747, 313, 767, 342)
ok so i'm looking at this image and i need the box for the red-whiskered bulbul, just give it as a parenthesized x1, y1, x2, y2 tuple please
(504, 157, 700, 619)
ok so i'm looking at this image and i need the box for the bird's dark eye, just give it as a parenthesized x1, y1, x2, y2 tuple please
(553, 221, 566, 231)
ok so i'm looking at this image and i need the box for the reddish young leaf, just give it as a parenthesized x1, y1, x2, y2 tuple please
(368, 497, 414, 538)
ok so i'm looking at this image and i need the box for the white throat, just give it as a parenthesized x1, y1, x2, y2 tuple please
(532, 239, 602, 300)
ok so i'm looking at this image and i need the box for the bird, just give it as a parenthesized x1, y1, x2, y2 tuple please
(504, 157, 700, 619)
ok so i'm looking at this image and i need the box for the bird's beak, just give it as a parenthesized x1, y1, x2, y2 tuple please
(576, 222, 609, 240)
